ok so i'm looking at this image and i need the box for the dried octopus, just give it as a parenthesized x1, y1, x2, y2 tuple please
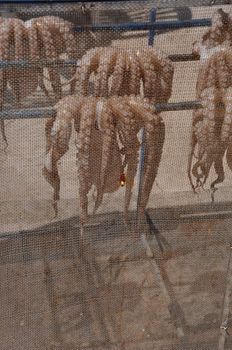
(0, 17, 39, 146)
(188, 47, 232, 194)
(72, 47, 174, 103)
(193, 8, 232, 57)
(43, 95, 165, 224)
(24, 15, 79, 99)
(0, 16, 79, 146)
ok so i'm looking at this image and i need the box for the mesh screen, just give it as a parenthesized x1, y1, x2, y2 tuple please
(0, 1, 232, 349)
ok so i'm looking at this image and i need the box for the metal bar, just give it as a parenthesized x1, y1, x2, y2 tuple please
(137, 8, 157, 224)
(0, 101, 203, 120)
(0, 107, 56, 120)
(0, 59, 77, 69)
(0, 53, 200, 69)
(155, 100, 202, 112)
(138, 9, 187, 342)
(148, 8, 156, 46)
(74, 18, 212, 32)
(168, 53, 200, 62)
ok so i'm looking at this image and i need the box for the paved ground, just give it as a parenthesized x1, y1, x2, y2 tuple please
(0, 209, 232, 350)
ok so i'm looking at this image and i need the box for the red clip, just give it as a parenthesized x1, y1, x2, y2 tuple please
(120, 173, 126, 187)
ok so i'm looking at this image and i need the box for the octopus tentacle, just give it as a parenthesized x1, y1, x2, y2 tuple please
(139, 116, 165, 217)
(221, 87, 232, 144)
(13, 19, 25, 61)
(43, 96, 84, 215)
(0, 21, 11, 147)
(43, 111, 73, 216)
(41, 16, 78, 95)
(26, 19, 49, 97)
(110, 96, 140, 219)
(159, 65, 174, 102)
(137, 50, 157, 102)
(147, 49, 174, 102)
(26, 19, 44, 96)
(127, 97, 164, 216)
(197, 65, 211, 98)
(36, 20, 62, 100)
(127, 52, 141, 96)
(94, 49, 117, 97)
(60, 20, 77, 94)
(76, 98, 97, 224)
(195, 88, 217, 184)
(11, 19, 39, 102)
(26, 20, 40, 61)
(93, 99, 115, 213)
(4, 19, 20, 102)
(226, 137, 232, 171)
(211, 151, 225, 192)
(76, 48, 101, 95)
(190, 51, 218, 189)
(110, 51, 127, 96)
(188, 109, 204, 191)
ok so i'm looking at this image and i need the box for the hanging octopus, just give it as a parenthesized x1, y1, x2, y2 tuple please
(71, 46, 174, 103)
(188, 47, 232, 195)
(0, 16, 78, 102)
(43, 46, 173, 223)
(193, 8, 232, 57)
(23, 15, 79, 100)
(43, 96, 165, 224)
(0, 18, 39, 146)
(0, 15, 88, 147)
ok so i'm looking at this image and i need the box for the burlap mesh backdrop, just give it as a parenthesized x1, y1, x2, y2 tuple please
(0, 1, 232, 349)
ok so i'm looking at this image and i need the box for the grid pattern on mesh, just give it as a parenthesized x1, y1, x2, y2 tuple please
(0, 2, 232, 350)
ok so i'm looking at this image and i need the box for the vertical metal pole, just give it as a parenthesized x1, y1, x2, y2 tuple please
(137, 8, 156, 221)
(137, 11, 187, 340)
(148, 8, 157, 46)
(136, 8, 156, 258)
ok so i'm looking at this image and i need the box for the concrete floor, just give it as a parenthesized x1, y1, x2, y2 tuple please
(0, 208, 231, 350)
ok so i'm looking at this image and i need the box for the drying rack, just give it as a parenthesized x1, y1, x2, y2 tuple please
(0, 1, 231, 349)
(0, 2, 211, 221)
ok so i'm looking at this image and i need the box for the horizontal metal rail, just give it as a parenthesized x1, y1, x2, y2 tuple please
(0, 13, 207, 69)
(0, 59, 77, 68)
(0, 54, 201, 68)
(0, 101, 202, 120)
(0, 107, 56, 119)
(0, 10, 207, 118)
(155, 100, 202, 112)
(74, 18, 211, 32)
(168, 53, 200, 62)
